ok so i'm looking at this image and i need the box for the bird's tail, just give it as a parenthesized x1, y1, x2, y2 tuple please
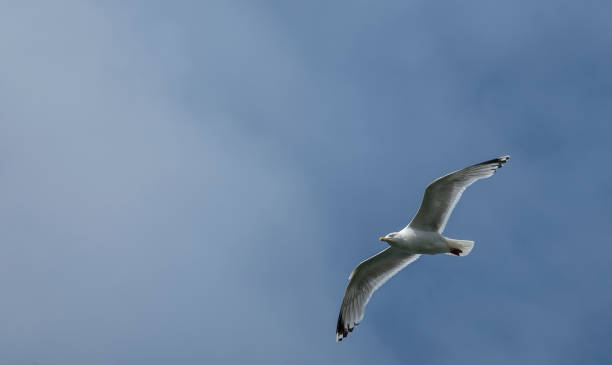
(445, 238, 474, 257)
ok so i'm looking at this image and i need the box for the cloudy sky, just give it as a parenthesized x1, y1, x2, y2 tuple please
(2, 1, 611, 364)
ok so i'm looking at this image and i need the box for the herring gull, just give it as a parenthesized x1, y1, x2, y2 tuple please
(336, 155, 510, 341)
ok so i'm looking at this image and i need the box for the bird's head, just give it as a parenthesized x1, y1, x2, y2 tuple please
(379, 232, 398, 244)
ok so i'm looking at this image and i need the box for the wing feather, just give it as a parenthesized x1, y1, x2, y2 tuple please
(336, 248, 419, 341)
(408, 155, 510, 233)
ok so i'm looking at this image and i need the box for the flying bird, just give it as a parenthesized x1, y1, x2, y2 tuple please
(336, 155, 510, 341)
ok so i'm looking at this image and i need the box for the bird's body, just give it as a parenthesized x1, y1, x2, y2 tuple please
(388, 228, 452, 255)
(336, 155, 510, 341)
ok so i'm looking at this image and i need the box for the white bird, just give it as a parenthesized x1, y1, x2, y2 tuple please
(336, 155, 510, 341)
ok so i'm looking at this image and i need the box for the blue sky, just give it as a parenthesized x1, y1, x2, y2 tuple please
(1, 1, 611, 364)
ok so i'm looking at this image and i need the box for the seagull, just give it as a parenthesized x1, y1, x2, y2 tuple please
(336, 155, 510, 341)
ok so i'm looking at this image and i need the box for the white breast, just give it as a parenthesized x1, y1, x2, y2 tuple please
(391, 228, 448, 254)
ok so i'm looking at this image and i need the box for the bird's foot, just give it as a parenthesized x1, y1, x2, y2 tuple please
(449, 248, 463, 256)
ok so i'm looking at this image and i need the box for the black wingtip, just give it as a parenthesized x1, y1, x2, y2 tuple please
(497, 155, 510, 168)
(336, 312, 349, 340)
(498, 155, 510, 163)
(336, 312, 360, 342)
(477, 155, 510, 169)
(336, 312, 345, 341)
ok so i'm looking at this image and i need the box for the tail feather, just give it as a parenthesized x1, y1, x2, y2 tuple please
(445, 238, 474, 256)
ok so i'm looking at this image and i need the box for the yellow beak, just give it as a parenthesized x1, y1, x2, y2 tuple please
(379, 237, 389, 242)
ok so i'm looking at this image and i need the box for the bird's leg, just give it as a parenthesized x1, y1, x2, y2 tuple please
(449, 248, 463, 256)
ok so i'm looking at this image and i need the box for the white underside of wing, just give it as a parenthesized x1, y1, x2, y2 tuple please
(409, 155, 510, 233)
(336, 248, 419, 341)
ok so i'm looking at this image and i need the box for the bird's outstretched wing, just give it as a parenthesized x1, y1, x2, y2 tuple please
(336, 248, 419, 341)
(408, 155, 510, 233)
